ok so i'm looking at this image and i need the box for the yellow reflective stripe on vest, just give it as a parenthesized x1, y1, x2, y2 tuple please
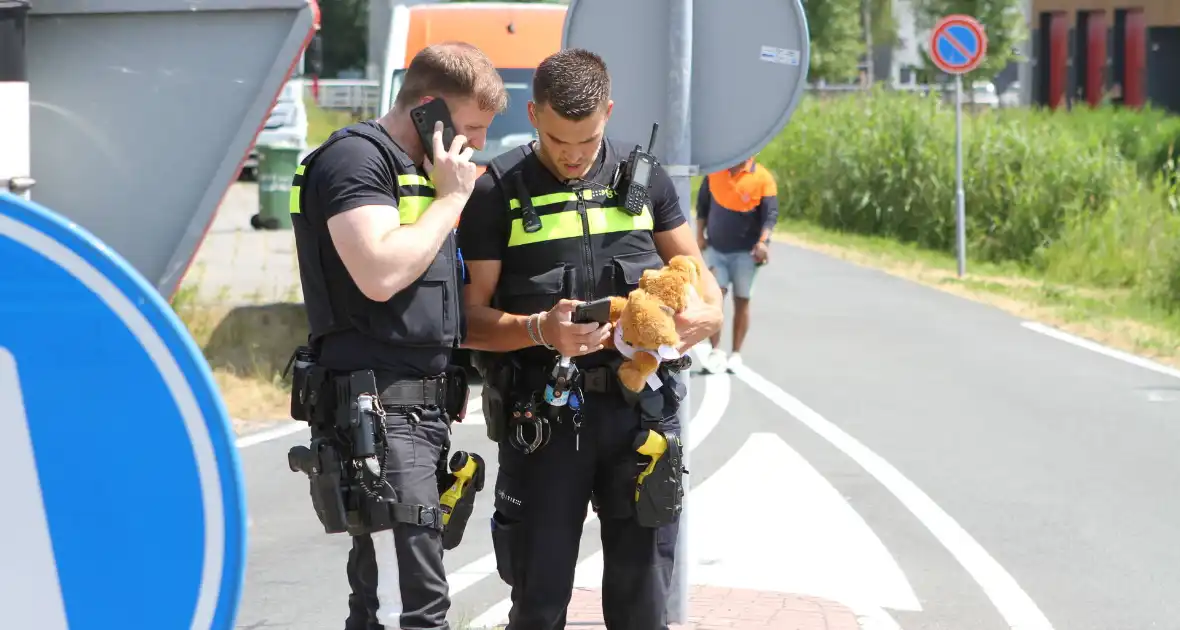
(289, 166, 433, 220)
(398, 174, 434, 188)
(289, 164, 307, 214)
(398, 196, 433, 224)
(507, 189, 593, 210)
(507, 206, 652, 247)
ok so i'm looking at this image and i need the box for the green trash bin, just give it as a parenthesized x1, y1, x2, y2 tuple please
(253, 143, 303, 230)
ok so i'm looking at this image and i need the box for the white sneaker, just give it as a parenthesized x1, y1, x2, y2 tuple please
(701, 349, 727, 374)
(726, 353, 743, 373)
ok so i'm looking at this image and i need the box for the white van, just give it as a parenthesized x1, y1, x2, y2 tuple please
(240, 79, 309, 180)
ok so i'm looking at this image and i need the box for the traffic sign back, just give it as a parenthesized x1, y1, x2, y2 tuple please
(928, 15, 988, 75)
(563, 0, 810, 173)
(0, 191, 246, 629)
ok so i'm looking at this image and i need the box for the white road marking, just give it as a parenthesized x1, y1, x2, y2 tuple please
(1021, 321, 1180, 381)
(733, 364, 1055, 630)
(462, 353, 732, 625)
(234, 394, 486, 447)
(470, 598, 512, 630)
(235, 422, 307, 448)
(458, 410, 485, 425)
(687, 346, 728, 447)
(1, 348, 70, 630)
(560, 432, 914, 630)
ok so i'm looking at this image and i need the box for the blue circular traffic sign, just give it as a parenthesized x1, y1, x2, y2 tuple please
(929, 14, 988, 75)
(0, 191, 246, 629)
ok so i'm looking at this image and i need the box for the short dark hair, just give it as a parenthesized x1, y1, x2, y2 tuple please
(532, 48, 611, 120)
(394, 42, 508, 113)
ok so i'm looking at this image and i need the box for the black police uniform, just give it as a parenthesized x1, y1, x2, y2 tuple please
(289, 121, 469, 630)
(458, 138, 688, 630)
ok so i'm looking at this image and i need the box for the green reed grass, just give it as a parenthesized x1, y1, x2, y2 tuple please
(758, 88, 1180, 310)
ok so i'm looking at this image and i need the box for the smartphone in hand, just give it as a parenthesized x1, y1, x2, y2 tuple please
(572, 296, 614, 325)
(410, 98, 459, 165)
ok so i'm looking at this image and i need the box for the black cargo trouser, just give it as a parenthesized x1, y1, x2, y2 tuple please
(345, 407, 452, 630)
(490, 388, 681, 630)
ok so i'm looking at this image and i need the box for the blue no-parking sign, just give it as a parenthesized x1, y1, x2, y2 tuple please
(0, 191, 246, 629)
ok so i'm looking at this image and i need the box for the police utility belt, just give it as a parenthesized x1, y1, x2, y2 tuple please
(283, 344, 481, 544)
(481, 354, 684, 452)
(481, 353, 688, 529)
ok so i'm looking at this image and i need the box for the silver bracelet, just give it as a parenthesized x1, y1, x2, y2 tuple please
(525, 313, 540, 346)
(534, 313, 554, 350)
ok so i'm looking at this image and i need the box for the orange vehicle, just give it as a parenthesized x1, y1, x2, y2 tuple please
(381, 1, 566, 170)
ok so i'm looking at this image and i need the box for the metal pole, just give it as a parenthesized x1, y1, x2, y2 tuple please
(0, 0, 33, 200)
(954, 74, 966, 277)
(666, 0, 692, 624)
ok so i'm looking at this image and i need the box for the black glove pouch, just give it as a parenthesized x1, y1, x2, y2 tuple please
(444, 364, 470, 420)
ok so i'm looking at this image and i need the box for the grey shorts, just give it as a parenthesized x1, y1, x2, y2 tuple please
(704, 247, 759, 299)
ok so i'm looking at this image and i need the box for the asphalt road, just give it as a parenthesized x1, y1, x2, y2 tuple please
(231, 241, 1180, 630)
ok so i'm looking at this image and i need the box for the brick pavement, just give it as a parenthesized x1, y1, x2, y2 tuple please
(562, 585, 863, 629)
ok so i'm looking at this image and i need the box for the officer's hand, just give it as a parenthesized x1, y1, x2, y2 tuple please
(674, 288, 723, 353)
(539, 300, 612, 357)
(424, 121, 477, 202)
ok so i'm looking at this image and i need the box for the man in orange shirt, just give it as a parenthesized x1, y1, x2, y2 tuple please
(695, 156, 778, 373)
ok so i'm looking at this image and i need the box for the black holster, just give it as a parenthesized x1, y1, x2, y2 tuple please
(436, 451, 486, 550)
(633, 428, 686, 528)
(629, 365, 687, 528)
(286, 344, 330, 424)
(287, 433, 349, 533)
(444, 364, 470, 421)
(476, 351, 516, 443)
(288, 369, 444, 536)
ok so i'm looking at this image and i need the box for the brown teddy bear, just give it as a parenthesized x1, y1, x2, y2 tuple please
(603, 255, 706, 392)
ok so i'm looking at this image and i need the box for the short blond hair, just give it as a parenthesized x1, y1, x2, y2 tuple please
(394, 42, 508, 113)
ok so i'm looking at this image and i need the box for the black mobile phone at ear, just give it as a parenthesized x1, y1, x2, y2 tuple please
(410, 98, 457, 164)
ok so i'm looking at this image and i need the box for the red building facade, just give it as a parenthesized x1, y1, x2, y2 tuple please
(1031, 1, 1180, 111)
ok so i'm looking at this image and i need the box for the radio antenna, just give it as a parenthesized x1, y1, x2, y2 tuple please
(646, 123, 659, 153)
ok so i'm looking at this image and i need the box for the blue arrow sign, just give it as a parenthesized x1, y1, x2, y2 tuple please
(0, 191, 246, 629)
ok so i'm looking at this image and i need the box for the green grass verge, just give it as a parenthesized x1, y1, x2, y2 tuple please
(772, 218, 1180, 365)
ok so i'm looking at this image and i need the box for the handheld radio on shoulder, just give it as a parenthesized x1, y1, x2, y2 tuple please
(621, 123, 660, 216)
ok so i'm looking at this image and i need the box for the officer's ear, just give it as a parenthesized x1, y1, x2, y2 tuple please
(604, 100, 614, 121)
(527, 101, 538, 127)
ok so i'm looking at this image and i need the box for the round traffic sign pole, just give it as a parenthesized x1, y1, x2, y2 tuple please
(927, 14, 988, 278)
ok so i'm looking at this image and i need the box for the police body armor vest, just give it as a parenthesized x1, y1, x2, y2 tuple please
(485, 140, 664, 369)
(289, 122, 464, 351)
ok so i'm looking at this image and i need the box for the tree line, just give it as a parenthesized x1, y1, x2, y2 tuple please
(316, 0, 1024, 85)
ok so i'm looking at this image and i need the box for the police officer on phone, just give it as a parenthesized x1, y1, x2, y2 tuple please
(458, 49, 724, 629)
(285, 42, 507, 630)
